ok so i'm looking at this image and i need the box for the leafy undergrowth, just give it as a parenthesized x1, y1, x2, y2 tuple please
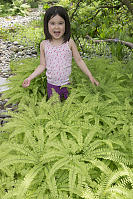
(0, 57, 133, 199)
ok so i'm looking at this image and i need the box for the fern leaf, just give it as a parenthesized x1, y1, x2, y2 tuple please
(2, 189, 18, 199)
(41, 151, 64, 163)
(83, 126, 99, 148)
(82, 186, 96, 199)
(69, 165, 77, 196)
(0, 142, 32, 156)
(46, 171, 58, 198)
(48, 157, 70, 179)
(16, 164, 43, 199)
(93, 149, 132, 165)
(109, 186, 133, 199)
(89, 159, 111, 175)
(0, 155, 35, 170)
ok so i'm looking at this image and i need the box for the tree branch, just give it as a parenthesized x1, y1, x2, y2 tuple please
(70, 1, 81, 20)
(86, 35, 133, 49)
(83, 4, 121, 23)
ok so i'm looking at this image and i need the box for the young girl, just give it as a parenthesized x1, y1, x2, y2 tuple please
(22, 6, 99, 100)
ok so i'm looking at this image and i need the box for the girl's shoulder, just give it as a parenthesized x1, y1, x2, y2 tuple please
(40, 40, 46, 48)
(40, 40, 50, 52)
(68, 38, 76, 51)
(68, 38, 74, 46)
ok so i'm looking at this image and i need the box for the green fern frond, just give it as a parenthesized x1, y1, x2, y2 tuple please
(0, 142, 32, 156)
(24, 130, 41, 155)
(48, 157, 70, 179)
(0, 155, 35, 170)
(83, 148, 131, 166)
(34, 126, 46, 152)
(61, 90, 77, 119)
(120, 164, 133, 188)
(129, 125, 133, 155)
(2, 57, 46, 106)
(69, 165, 78, 196)
(16, 164, 44, 199)
(47, 174, 58, 198)
(93, 164, 132, 198)
(93, 149, 132, 165)
(109, 186, 133, 199)
(89, 159, 111, 175)
(0, 167, 13, 177)
(2, 189, 18, 199)
(83, 126, 99, 148)
(106, 170, 131, 189)
(82, 186, 97, 199)
(41, 151, 65, 163)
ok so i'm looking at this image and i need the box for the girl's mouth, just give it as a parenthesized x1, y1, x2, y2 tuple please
(54, 31, 60, 36)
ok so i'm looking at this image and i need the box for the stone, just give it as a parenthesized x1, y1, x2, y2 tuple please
(13, 41, 19, 45)
(9, 46, 19, 52)
(0, 77, 9, 93)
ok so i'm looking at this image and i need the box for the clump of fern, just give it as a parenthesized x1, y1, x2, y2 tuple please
(0, 91, 133, 198)
(1, 57, 47, 107)
(0, 57, 133, 198)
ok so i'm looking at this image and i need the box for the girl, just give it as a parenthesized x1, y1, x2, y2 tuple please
(22, 6, 99, 100)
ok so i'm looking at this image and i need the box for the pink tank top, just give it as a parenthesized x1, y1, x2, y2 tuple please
(44, 40, 72, 86)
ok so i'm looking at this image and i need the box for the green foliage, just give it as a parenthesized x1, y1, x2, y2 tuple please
(0, 0, 30, 16)
(0, 56, 133, 198)
(2, 57, 46, 106)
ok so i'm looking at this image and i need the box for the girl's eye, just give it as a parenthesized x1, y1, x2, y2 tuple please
(50, 22, 55, 25)
(49, 21, 64, 25)
(59, 22, 64, 25)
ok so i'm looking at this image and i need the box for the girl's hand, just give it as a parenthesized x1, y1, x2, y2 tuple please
(90, 77, 99, 86)
(22, 78, 31, 88)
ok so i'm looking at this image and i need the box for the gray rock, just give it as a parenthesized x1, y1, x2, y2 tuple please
(9, 46, 19, 52)
(13, 41, 19, 45)
(0, 77, 9, 93)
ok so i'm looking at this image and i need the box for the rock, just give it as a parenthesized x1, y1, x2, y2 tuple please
(13, 41, 19, 45)
(9, 45, 19, 52)
(0, 77, 9, 93)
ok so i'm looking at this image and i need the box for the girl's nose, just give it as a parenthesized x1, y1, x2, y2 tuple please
(55, 23, 59, 28)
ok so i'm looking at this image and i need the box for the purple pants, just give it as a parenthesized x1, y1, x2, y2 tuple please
(47, 82, 69, 100)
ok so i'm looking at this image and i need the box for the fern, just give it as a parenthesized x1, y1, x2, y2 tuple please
(2, 57, 46, 106)
(16, 164, 44, 199)
(1, 57, 133, 198)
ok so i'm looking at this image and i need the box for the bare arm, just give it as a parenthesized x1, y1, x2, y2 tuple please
(69, 39, 99, 86)
(22, 41, 46, 88)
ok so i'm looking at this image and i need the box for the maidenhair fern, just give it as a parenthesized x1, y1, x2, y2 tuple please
(0, 57, 133, 198)
(1, 57, 46, 106)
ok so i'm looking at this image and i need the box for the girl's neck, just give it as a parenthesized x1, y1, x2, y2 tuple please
(49, 38, 64, 46)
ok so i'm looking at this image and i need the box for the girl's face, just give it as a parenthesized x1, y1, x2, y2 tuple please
(48, 14, 65, 41)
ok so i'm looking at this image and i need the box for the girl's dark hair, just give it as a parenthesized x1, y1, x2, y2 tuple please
(44, 6, 70, 43)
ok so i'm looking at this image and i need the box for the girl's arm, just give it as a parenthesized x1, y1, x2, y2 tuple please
(69, 39, 99, 86)
(22, 41, 46, 88)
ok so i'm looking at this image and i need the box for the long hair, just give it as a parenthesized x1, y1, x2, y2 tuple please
(44, 6, 71, 43)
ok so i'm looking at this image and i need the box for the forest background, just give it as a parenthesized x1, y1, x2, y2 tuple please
(0, 0, 133, 199)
